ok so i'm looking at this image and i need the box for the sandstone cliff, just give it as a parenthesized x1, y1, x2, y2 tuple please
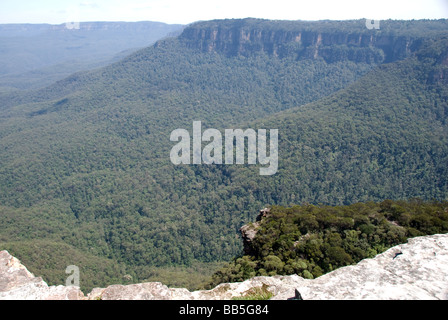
(1, 233, 447, 300)
(178, 18, 435, 63)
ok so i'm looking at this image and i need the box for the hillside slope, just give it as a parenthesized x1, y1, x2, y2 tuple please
(231, 35, 448, 206)
(0, 19, 447, 292)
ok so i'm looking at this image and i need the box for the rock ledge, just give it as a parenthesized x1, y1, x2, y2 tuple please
(1, 234, 447, 300)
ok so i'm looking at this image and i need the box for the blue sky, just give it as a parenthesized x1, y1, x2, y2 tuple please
(0, 0, 447, 24)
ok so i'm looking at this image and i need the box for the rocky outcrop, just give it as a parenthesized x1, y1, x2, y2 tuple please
(240, 208, 270, 255)
(273, 233, 448, 300)
(0, 251, 84, 300)
(1, 233, 447, 300)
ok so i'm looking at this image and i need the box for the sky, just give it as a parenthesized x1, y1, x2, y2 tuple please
(0, 0, 447, 25)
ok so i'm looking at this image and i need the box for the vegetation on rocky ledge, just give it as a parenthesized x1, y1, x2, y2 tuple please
(209, 199, 448, 287)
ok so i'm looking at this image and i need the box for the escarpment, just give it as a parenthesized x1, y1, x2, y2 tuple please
(178, 18, 440, 63)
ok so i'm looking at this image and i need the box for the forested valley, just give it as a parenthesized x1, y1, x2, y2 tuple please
(0, 19, 447, 293)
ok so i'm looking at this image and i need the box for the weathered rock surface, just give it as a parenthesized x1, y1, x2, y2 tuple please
(240, 208, 270, 255)
(0, 250, 84, 300)
(1, 234, 448, 300)
(271, 233, 448, 300)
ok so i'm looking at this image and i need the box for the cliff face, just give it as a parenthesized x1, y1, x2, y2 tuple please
(240, 208, 270, 256)
(178, 19, 426, 63)
(428, 39, 448, 85)
(1, 233, 447, 300)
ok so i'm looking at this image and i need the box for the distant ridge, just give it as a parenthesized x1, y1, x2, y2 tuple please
(179, 18, 448, 61)
(0, 21, 184, 90)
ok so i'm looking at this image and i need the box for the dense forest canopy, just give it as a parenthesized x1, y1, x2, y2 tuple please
(183, 18, 448, 35)
(209, 199, 448, 287)
(0, 18, 447, 293)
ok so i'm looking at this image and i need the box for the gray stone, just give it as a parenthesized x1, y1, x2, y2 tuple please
(0, 250, 84, 300)
(1, 233, 448, 300)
